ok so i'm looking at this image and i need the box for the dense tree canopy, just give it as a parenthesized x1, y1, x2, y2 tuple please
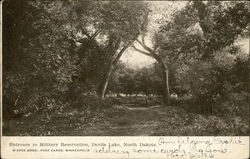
(149, 1, 250, 112)
(2, 0, 149, 119)
(2, 1, 249, 136)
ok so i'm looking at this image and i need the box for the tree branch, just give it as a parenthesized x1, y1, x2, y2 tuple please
(135, 36, 168, 70)
(108, 32, 142, 67)
(193, 1, 210, 36)
(91, 28, 103, 40)
(112, 36, 139, 65)
(113, 46, 127, 65)
(81, 28, 91, 39)
(141, 35, 146, 44)
(132, 45, 154, 58)
(135, 39, 153, 53)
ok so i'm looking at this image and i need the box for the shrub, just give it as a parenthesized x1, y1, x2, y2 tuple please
(72, 91, 114, 112)
(217, 91, 249, 119)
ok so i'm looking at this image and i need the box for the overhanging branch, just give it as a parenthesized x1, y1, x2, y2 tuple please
(81, 28, 91, 39)
(135, 39, 153, 53)
(91, 28, 103, 40)
(132, 45, 154, 58)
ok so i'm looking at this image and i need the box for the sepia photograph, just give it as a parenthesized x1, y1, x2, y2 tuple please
(1, 0, 249, 137)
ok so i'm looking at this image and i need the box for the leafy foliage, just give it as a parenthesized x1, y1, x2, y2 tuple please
(2, 0, 149, 120)
(2, 1, 249, 136)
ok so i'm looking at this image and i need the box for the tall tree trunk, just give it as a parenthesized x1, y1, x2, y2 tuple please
(133, 39, 171, 105)
(100, 63, 114, 99)
(162, 65, 170, 105)
(98, 46, 129, 99)
(156, 57, 170, 105)
(98, 35, 140, 99)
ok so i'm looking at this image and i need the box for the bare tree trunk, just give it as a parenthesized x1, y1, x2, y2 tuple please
(156, 57, 170, 105)
(98, 34, 140, 100)
(132, 40, 171, 105)
(162, 66, 170, 105)
(98, 45, 130, 99)
(100, 64, 114, 99)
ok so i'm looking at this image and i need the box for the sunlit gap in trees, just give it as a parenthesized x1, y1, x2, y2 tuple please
(120, 1, 187, 69)
(120, 49, 155, 69)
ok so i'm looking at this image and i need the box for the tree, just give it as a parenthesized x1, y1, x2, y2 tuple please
(156, 1, 249, 113)
(68, 1, 150, 99)
(192, 1, 250, 59)
(159, 1, 249, 61)
(98, 2, 150, 99)
(134, 1, 250, 106)
(3, 0, 79, 119)
(132, 37, 170, 105)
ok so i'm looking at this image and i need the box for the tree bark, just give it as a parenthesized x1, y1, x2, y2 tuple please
(100, 63, 114, 99)
(98, 46, 129, 99)
(156, 57, 170, 105)
(98, 33, 140, 100)
(132, 40, 171, 105)
(162, 65, 170, 105)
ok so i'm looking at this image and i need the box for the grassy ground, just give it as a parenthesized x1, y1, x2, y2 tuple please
(3, 96, 249, 136)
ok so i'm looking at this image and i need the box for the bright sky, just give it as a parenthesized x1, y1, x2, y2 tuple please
(120, 1, 187, 68)
(236, 38, 249, 54)
(120, 48, 156, 68)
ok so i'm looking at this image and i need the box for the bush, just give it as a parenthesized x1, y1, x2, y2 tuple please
(72, 92, 114, 112)
(217, 91, 249, 119)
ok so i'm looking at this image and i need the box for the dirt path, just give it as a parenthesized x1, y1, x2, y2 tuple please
(4, 98, 247, 136)
(71, 104, 170, 136)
